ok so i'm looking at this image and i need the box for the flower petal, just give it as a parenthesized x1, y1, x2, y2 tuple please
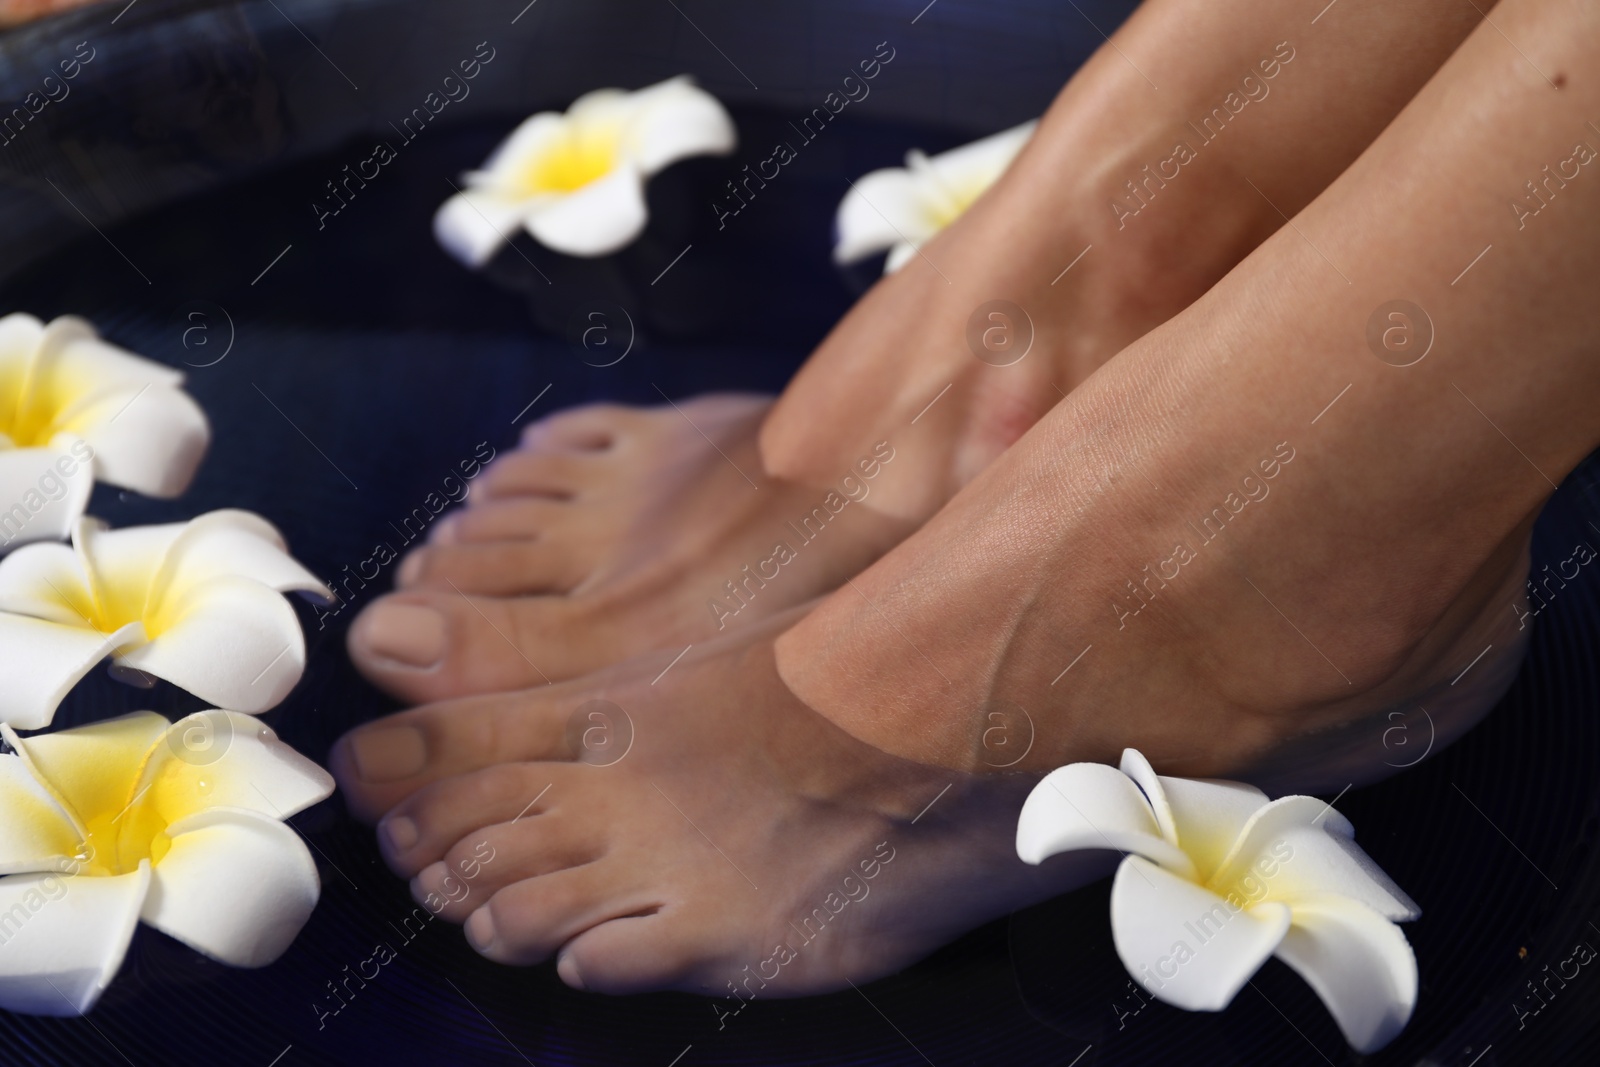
(1274, 894, 1418, 1053)
(0, 862, 150, 1016)
(72, 516, 188, 626)
(148, 509, 331, 614)
(1156, 776, 1271, 883)
(139, 711, 334, 826)
(0, 441, 94, 551)
(0, 616, 146, 730)
(475, 111, 572, 177)
(0, 312, 46, 431)
(1112, 855, 1292, 1011)
(921, 120, 1035, 199)
(5, 712, 172, 829)
(834, 166, 933, 265)
(433, 188, 532, 269)
(0, 539, 95, 624)
(1118, 749, 1179, 846)
(1017, 762, 1194, 877)
(1211, 796, 1420, 920)
(523, 164, 649, 257)
(0, 746, 80, 874)
(117, 575, 306, 715)
(883, 241, 920, 274)
(62, 383, 209, 498)
(625, 76, 736, 175)
(36, 316, 183, 395)
(142, 807, 319, 967)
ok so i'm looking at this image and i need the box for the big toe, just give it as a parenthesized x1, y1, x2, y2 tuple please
(347, 591, 561, 703)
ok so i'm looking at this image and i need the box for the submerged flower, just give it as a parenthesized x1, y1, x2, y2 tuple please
(0, 710, 333, 1015)
(0, 314, 209, 551)
(0, 510, 332, 730)
(435, 75, 736, 264)
(1016, 749, 1420, 1052)
(834, 121, 1036, 273)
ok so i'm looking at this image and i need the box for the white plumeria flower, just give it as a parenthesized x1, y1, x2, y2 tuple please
(435, 75, 736, 265)
(1016, 749, 1421, 1053)
(0, 314, 209, 551)
(0, 709, 333, 1015)
(834, 120, 1036, 274)
(0, 510, 332, 730)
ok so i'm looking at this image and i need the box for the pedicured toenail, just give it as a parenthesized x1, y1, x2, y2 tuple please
(430, 515, 459, 545)
(350, 726, 427, 783)
(380, 815, 419, 852)
(396, 552, 424, 585)
(556, 951, 584, 989)
(361, 602, 446, 669)
(465, 906, 497, 953)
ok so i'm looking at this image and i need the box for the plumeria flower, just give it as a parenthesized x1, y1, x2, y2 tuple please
(0, 314, 209, 551)
(0, 510, 332, 730)
(435, 75, 737, 265)
(834, 120, 1036, 273)
(0, 709, 334, 1015)
(1016, 749, 1421, 1053)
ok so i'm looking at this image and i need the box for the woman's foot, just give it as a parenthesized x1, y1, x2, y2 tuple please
(348, 396, 912, 704)
(332, 617, 1107, 994)
(777, 0, 1600, 790)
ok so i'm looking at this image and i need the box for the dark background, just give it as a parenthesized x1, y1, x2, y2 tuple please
(1, 1, 1597, 1064)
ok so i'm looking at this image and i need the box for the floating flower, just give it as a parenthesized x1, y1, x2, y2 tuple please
(0, 510, 332, 730)
(0, 709, 334, 1015)
(834, 121, 1036, 273)
(1016, 749, 1420, 1052)
(435, 75, 737, 265)
(0, 314, 210, 552)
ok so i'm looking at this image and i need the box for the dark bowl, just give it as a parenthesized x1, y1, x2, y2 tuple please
(1, 2, 1596, 1065)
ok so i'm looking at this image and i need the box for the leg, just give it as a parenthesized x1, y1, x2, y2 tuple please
(779, 0, 1600, 790)
(345, 0, 1484, 704)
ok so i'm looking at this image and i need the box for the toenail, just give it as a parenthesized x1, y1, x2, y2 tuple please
(397, 552, 425, 585)
(431, 515, 459, 545)
(349, 726, 427, 783)
(360, 602, 446, 669)
(466, 906, 497, 952)
(380, 815, 419, 852)
(556, 951, 585, 990)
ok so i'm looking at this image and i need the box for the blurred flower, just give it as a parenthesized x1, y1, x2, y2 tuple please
(1016, 748, 1420, 1052)
(0, 314, 209, 551)
(435, 75, 736, 264)
(0, 510, 332, 729)
(0, 710, 333, 1015)
(834, 121, 1036, 273)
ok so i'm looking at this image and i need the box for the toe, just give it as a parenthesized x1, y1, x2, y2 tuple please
(414, 813, 605, 921)
(450, 499, 571, 542)
(375, 763, 562, 876)
(346, 590, 577, 702)
(466, 861, 664, 967)
(555, 910, 713, 993)
(395, 541, 584, 597)
(520, 403, 632, 452)
(331, 690, 579, 819)
(479, 452, 597, 501)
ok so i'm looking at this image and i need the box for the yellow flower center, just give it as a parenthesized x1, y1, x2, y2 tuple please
(77, 797, 172, 877)
(518, 126, 620, 195)
(66, 734, 217, 876)
(0, 362, 96, 448)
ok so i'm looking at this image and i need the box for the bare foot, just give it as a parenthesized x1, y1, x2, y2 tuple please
(331, 618, 1105, 994)
(347, 396, 912, 703)
(777, 0, 1600, 790)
